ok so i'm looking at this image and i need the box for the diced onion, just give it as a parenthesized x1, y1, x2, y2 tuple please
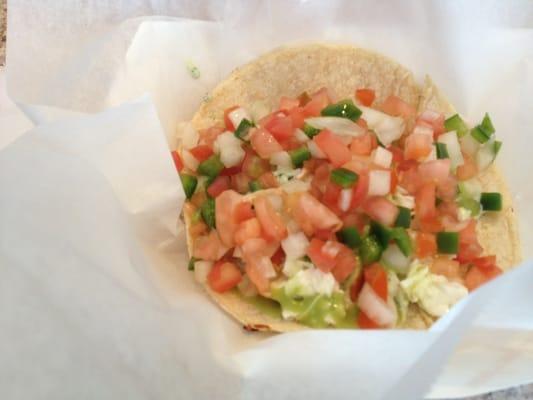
(381, 244, 411, 274)
(423, 145, 437, 162)
(304, 117, 365, 137)
(459, 178, 482, 201)
(339, 188, 353, 212)
(267, 194, 283, 211)
(476, 140, 497, 171)
(233, 246, 243, 258)
(412, 124, 433, 138)
(373, 147, 393, 168)
(214, 132, 245, 167)
(256, 257, 276, 279)
(194, 261, 213, 284)
(368, 170, 391, 196)
(307, 140, 326, 158)
(419, 109, 442, 122)
(360, 106, 405, 146)
(181, 149, 199, 171)
(281, 179, 310, 193)
(228, 107, 251, 130)
(281, 232, 310, 260)
(460, 132, 480, 156)
(357, 283, 396, 327)
(270, 151, 293, 169)
(438, 130, 465, 168)
(179, 122, 199, 149)
(393, 187, 415, 209)
(294, 128, 310, 143)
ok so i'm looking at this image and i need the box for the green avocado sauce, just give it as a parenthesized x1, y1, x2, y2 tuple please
(237, 287, 359, 329)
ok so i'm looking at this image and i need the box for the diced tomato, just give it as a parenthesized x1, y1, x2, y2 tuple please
(398, 159, 418, 172)
(362, 196, 399, 226)
(322, 181, 343, 215)
(199, 126, 224, 146)
(350, 173, 369, 210)
(417, 110, 445, 138)
(364, 263, 388, 301)
(464, 264, 502, 291)
(215, 190, 243, 247)
(311, 162, 332, 193)
(302, 87, 331, 117)
(356, 118, 368, 129)
(380, 95, 416, 118)
(297, 192, 343, 233)
(250, 128, 283, 159)
(208, 261, 242, 293)
(258, 172, 279, 189)
(416, 232, 437, 258)
(418, 159, 451, 185)
(314, 130, 352, 167)
(230, 173, 250, 194)
(234, 218, 262, 245)
(341, 213, 368, 233)
(278, 135, 302, 151)
(307, 238, 337, 272)
(265, 114, 294, 141)
(287, 107, 306, 129)
(241, 149, 270, 179)
(357, 310, 381, 329)
(207, 176, 230, 198)
(332, 246, 358, 283)
(388, 145, 404, 164)
(189, 145, 214, 162)
(220, 165, 242, 176)
(415, 182, 437, 220)
(455, 220, 483, 263)
(350, 272, 364, 302)
(171, 150, 184, 172)
(437, 176, 458, 202)
(350, 132, 376, 156)
(355, 88, 376, 107)
(193, 230, 226, 261)
(456, 154, 478, 181)
(404, 133, 432, 161)
(313, 229, 336, 241)
(254, 196, 287, 241)
(430, 257, 461, 280)
(271, 247, 285, 266)
(471, 256, 497, 272)
(390, 169, 399, 193)
(279, 96, 300, 111)
(418, 215, 443, 233)
(224, 106, 239, 131)
(234, 201, 255, 223)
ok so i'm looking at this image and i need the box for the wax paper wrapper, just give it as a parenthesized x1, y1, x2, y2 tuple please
(2, 1, 533, 399)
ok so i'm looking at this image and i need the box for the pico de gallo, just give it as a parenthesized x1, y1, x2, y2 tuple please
(173, 87, 504, 329)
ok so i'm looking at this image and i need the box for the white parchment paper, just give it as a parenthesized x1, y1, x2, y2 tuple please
(2, 1, 533, 398)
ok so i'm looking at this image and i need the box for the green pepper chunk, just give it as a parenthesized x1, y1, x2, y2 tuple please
(493, 140, 502, 157)
(436, 232, 459, 254)
(390, 227, 412, 257)
(234, 118, 254, 140)
(435, 142, 449, 159)
(394, 206, 411, 228)
(480, 192, 502, 211)
(330, 168, 359, 188)
(337, 226, 362, 249)
(321, 99, 362, 121)
(302, 123, 320, 138)
(179, 173, 198, 199)
(470, 126, 491, 144)
(480, 113, 495, 135)
(444, 114, 469, 137)
(289, 147, 311, 168)
(369, 221, 391, 249)
(248, 180, 262, 192)
(200, 197, 216, 229)
(188, 257, 197, 271)
(359, 235, 383, 265)
(197, 154, 224, 178)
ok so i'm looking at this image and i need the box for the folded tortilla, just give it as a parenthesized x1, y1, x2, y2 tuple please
(181, 44, 521, 332)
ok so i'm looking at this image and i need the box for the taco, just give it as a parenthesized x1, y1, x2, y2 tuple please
(172, 44, 520, 332)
